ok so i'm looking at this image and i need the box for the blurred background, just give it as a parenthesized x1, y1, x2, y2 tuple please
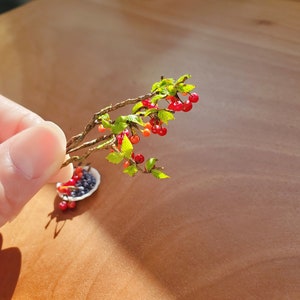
(0, 0, 31, 14)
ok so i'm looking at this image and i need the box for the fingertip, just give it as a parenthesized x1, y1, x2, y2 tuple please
(49, 156, 73, 183)
(44, 121, 67, 149)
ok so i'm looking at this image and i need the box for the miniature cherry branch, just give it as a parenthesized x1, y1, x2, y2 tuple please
(65, 92, 155, 152)
(62, 74, 199, 179)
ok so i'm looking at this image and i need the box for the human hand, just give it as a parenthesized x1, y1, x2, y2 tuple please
(0, 95, 73, 227)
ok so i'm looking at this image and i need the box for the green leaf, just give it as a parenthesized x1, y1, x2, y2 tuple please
(151, 93, 166, 103)
(101, 118, 112, 129)
(132, 102, 144, 113)
(125, 114, 145, 126)
(144, 108, 159, 117)
(151, 169, 170, 179)
(106, 152, 124, 164)
(145, 158, 157, 172)
(151, 77, 175, 92)
(121, 135, 133, 159)
(176, 74, 191, 84)
(167, 85, 177, 96)
(151, 81, 161, 92)
(98, 113, 110, 121)
(102, 113, 110, 120)
(158, 110, 175, 124)
(123, 165, 138, 177)
(176, 83, 195, 93)
(160, 78, 175, 87)
(111, 116, 128, 134)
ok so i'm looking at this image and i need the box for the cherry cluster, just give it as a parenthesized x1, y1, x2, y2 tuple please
(118, 92, 199, 174)
(101, 93, 199, 175)
(147, 118, 167, 136)
(167, 92, 199, 112)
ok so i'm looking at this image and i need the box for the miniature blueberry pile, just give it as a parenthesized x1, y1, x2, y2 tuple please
(71, 169, 97, 198)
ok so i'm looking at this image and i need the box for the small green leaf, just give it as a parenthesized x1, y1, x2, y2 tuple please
(176, 83, 195, 93)
(101, 118, 112, 129)
(132, 102, 144, 113)
(167, 85, 177, 96)
(145, 158, 157, 172)
(111, 117, 128, 134)
(176, 74, 191, 84)
(102, 113, 110, 120)
(151, 169, 170, 179)
(144, 108, 159, 117)
(158, 110, 175, 124)
(123, 165, 138, 177)
(151, 93, 166, 103)
(106, 152, 124, 164)
(151, 81, 161, 92)
(160, 78, 175, 87)
(98, 113, 110, 121)
(125, 114, 145, 126)
(151, 77, 175, 92)
(121, 135, 133, 159)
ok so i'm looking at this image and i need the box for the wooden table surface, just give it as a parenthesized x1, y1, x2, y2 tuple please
(0, 0, 299, 299)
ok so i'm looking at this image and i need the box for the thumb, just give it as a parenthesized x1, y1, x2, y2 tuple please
(0, 122, 70, 226)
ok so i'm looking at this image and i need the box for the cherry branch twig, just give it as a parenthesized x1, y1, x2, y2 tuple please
(66, 92, 155, 153)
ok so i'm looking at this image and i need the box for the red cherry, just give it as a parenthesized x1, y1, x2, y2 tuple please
(189, 92, 199, 103)
(142, 98, 158, 109)
(151, 124, 161, 134)
(65, 178, 76, 186)
(169, 101, 183, 111)
(158, 127, 167, 136)
(123, 129, 130, 137)
(73, 170, 83, 182)
(166, 95, 177, 102)
(123, 160, 130, 168)
(116, 134, 123, 145)
(74, 166, 82, 174)
(98, 124, 106, 133)
(130, 135, 140, 144)
(167, 102, 175, 110)
(57, 185, 71, 195)
(182, 100, 193, 112)
(67, 201, 77, 209)
(142, 128, 151, 137)
(144, 122, 152, 130)
(134, 154, 145, 164)
(142, 98, 151, 107)
(149, 118, 157, 126)
(59, 201, 68, 211)
(173, 101, 184, 111)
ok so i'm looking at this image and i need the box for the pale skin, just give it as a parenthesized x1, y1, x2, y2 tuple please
(0, 95, 73, 227)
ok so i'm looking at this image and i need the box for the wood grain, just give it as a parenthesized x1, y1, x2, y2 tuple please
(0, 0, 299, 299)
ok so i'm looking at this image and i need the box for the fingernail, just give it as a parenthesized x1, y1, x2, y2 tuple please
(9, 122, 66, 180)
